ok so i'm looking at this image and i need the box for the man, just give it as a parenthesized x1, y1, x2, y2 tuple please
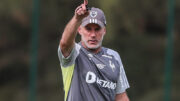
(58, 2, 130, 101)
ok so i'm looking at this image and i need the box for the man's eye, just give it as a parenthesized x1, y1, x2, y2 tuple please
(95, 28, 100, 31)
(86, 27, 91, 31)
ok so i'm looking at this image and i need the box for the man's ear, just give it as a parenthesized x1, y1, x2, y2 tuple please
(103, 28, 106, 35)
(78, 26, 82, 35)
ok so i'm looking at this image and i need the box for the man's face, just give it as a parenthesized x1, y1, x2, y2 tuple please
(78, 23, 106, 49)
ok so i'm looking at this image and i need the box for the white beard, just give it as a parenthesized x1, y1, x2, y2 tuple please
(82, 35, 104, 49)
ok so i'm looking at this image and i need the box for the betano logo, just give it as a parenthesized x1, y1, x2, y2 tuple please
(86, 71, 116, 90)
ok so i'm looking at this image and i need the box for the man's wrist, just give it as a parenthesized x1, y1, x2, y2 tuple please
(72, 15, 82, 25)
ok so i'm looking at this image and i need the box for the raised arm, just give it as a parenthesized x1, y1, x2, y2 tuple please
(60, 2, 89, 57)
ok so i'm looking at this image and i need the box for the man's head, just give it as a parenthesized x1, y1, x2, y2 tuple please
(78, 7, 106, 50)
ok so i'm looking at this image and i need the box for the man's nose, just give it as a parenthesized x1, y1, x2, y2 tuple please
(90, 30, 96, 37)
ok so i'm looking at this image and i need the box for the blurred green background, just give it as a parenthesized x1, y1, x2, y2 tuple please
(0, 0, 179, 101)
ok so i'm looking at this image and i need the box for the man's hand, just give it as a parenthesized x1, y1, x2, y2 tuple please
(74, 1, 89, 20)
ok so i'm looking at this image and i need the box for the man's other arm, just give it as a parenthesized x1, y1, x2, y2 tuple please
(115, 92, 129, 101)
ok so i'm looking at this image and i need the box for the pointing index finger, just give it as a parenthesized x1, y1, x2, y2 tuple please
(84, 0, 88, 5)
